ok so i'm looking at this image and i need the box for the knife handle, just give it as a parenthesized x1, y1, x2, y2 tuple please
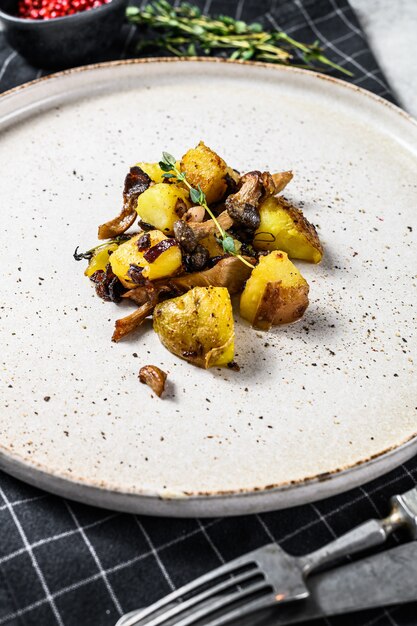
(300, 518, 390, 576)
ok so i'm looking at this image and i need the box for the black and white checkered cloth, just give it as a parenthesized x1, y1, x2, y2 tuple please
(0, 1, 414, 625)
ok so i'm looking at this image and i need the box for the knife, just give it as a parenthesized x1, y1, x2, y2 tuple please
(239, 539, 417, 625)
(118, 540, 417, 626)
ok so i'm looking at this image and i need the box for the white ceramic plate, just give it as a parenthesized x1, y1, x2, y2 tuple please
(1, 59, 416, 517)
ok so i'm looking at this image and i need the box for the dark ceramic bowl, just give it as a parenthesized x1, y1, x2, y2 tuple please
(0, 0, 128, 69)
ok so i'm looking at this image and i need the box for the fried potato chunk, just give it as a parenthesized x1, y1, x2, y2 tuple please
(136, 183, 191, 236)
(135, 162, 166, 184)
(153, 286, 234, 368)
(254, 196, 323, 263)
(110, 230, 182, 288)
(84, 242, 119, 277)
(180, 141, 228, 205)
(240, 251, 309, 330)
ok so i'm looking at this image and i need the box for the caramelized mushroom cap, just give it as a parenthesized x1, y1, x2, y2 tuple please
(139, 365, 167, 398)
(98, 167, 151, 240)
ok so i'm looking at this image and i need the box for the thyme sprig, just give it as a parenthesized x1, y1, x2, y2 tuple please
(159, 152, 254, 268)
(126, 0, 352, 76)
(73, 235, 130, 261)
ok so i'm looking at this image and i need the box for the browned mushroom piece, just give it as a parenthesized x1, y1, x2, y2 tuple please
(113, 280, 158, 339)
(225, 171, 264, 231)
(90, 264, 125, 303)
(122, 283, 176, 306)
(167, 256, 254, 294)
(139, 365, 167, 398)
(122, 285, 150, 306)
(172, 221, 211, 272)
(187, 210, 234, 240)
(134, 256, 253, 299)
(173, 221, 199, 253)
(112, 301, 155, 342)
(98, 166, 151, 240)
(271, 170, 293, 194)
(261, 171, 278, 196)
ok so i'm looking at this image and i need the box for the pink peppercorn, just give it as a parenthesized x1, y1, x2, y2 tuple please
(18, 0, 110, 19)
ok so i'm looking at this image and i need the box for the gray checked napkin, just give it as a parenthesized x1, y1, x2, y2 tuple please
(0, 1, 414, 626)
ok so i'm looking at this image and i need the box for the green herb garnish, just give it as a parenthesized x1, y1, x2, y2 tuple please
(73, 235, 130, 261)
(126, 0, 352, 76)
(160, 152, 254, 268)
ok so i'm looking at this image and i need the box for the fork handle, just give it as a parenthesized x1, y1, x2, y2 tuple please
(299, 518, 389, 576)
(300, 486, 417, 576)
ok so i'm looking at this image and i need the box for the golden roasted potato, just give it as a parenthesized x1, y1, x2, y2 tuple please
(135, 161, 181, 183)
(153, 286, 234, 368)
(136, 183, 191, 235)
(135, 162, 165, 184)
(254, 196, 323, 263)
(180, 141, 228, 204)
(84, 242, 119, 277)
(110, 230, 182, 288)
(240, 251, 309, 330)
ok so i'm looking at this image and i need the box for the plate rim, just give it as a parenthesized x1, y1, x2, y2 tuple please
(1, 57, 417, 515)
(1, 431, 417, 516)
(1, 56, 416, 128)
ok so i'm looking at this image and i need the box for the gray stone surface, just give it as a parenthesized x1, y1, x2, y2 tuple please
(351, 0, 417, 117)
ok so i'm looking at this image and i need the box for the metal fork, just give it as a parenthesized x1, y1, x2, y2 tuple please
(116, 487, 417, 626)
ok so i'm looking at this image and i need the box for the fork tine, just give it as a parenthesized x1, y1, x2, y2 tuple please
(203, 595, 276, 626)
(130, 569, 263, 626)
(121, 550, 264, 626)
(168, 580, 270, 626)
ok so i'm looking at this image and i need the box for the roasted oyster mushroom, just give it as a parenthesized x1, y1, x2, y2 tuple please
(139, 365, 167, 397)
(225, 171, 263, 232)
(112, 301, 155, 342)
(173, 221, 210, 272)
(90, 264, 125, 303)
(188, 210, 234, 240)
(166, 256, 254, 295)
(271, 170, 293, 193)
(98, 166, 151, 240)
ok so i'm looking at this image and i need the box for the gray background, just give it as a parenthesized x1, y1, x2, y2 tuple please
(351, 0, 417, 116)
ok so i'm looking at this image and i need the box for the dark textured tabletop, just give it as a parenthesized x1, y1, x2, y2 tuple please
(0, 1, 415, 625)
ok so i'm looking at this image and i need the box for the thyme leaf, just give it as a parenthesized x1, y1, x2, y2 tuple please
(73, 235, 131, 262)
(160, 151, 254, 268)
